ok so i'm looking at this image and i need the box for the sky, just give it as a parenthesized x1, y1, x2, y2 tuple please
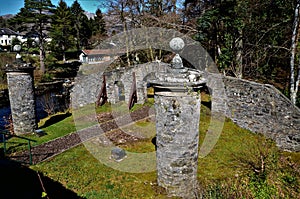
(0, 0, 101, 15)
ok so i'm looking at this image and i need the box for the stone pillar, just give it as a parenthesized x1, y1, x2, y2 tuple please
(136, 82, 147, 104)
(6, 64, 37, 135)
(150, 38, 206, 198)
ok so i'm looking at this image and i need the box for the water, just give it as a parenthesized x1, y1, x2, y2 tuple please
(0, 106, 12, 130)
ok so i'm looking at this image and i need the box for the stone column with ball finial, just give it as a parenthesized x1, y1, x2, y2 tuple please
(149, 38, 206, 198)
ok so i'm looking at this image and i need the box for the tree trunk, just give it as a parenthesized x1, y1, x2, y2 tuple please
(62, 44, 66, 62)
(39, 48, 45, 74)
(290, 1, 300, 105)
(39, 18, 46, 74)
(236, 30, 243, 79)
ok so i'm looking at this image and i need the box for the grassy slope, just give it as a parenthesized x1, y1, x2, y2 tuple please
(1, 96, 298, 198)
(1, 103, 113, 154)
(1, 113, 75, 154)
(29, 103, 299, 198)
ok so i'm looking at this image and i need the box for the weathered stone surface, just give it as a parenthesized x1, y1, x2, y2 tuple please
(71, 72, 103, 108)
(7, 70, 37, 135)
(150, 51, 205, 198)
(154, 92, 201, 198)
(72, 62, 300, 152)
(71, 62, 169, 107)
(206, 74, 300, 152)
(111, 147, 126, 162)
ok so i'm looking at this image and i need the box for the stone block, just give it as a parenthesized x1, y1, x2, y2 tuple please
(111, 147, 126, 162)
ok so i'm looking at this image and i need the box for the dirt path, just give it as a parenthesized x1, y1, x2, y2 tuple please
(9, 106, 154, 165)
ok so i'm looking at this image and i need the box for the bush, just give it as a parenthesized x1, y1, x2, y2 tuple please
(44, 54, 58, 70)
(41, 72, 54, 82)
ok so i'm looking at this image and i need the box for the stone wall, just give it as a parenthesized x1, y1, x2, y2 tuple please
(106, 62, 169, 104)
(71, 62, 300, 152)
(72, 62, 169, 107)
(206, 74, 300, 152)
(71, 72, 103, 109)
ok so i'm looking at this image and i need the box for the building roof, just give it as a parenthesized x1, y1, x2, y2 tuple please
(81, 49, 126, 56)
(0, 28, 20, 36)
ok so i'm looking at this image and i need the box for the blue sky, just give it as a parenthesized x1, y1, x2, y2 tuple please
(0, 0, 101, 15)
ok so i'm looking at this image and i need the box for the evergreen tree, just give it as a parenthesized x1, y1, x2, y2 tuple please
(195, 0, 293, 80)
(70, 0, 92, 50)
(0, 17, 7, 28)
(93, 9, 107, 36)
(10, 0, 54, 73)
(50, 0, 74, 61)
(90, 8, 107, 46)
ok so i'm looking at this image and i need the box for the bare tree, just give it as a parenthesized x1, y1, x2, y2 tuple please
(101, 0, 188, 65)
(290, 0, 300, 105)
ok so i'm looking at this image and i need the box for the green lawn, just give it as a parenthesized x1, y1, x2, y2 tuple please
(0, 103, 117, 154)
(29, 104, 299, 198)
(32, 145, 172, 199)
(1, 98, 299, 198)
(1, 112, 75, 154)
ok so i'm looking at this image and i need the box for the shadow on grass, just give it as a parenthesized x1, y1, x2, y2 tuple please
(0, 156, 84, 199)
(39, 112, 72, 129)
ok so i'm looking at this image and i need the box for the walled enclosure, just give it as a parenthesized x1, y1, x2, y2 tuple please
(72, 63, 300, 152)
(71, 62, 169, 108)
(208, 74, 300, 152)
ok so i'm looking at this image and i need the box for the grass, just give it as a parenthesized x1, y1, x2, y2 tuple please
(0, 111, 75, 154)
(29, 101, 300, 198)
(37, 112, 76, 143)
(73, 100, 153, 131)
(121, 118, 156, 139)
(0, 101, 148, 155)
(2, 97, 299, 198)
(197, 107, 300, 198)
(72, 102, 132, 130)
(31, 145, 173, 199)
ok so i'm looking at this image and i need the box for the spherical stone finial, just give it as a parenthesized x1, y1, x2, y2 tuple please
(12, 45, 24, 64)
(169, 37, 185, 52)
(13, 45, 21, 52)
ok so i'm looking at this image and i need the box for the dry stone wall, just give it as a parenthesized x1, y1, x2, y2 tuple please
(206, 74, 300, 152)
(71, 62, 300, 152)
(109, 62, 169, 104)
(72, 62, 169, 107)
(71, 72, 103, 109)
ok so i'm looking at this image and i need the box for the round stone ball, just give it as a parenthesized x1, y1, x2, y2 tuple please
(169, 37, 185, 51)
(13, 45, 21, 52)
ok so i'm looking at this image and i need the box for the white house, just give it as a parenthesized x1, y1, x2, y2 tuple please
(0, 28, 52, 51)
(0, 28, 25, 48)
(79, 49, 125, 64)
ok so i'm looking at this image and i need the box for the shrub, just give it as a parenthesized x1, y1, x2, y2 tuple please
(41, 73, 54, 82)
